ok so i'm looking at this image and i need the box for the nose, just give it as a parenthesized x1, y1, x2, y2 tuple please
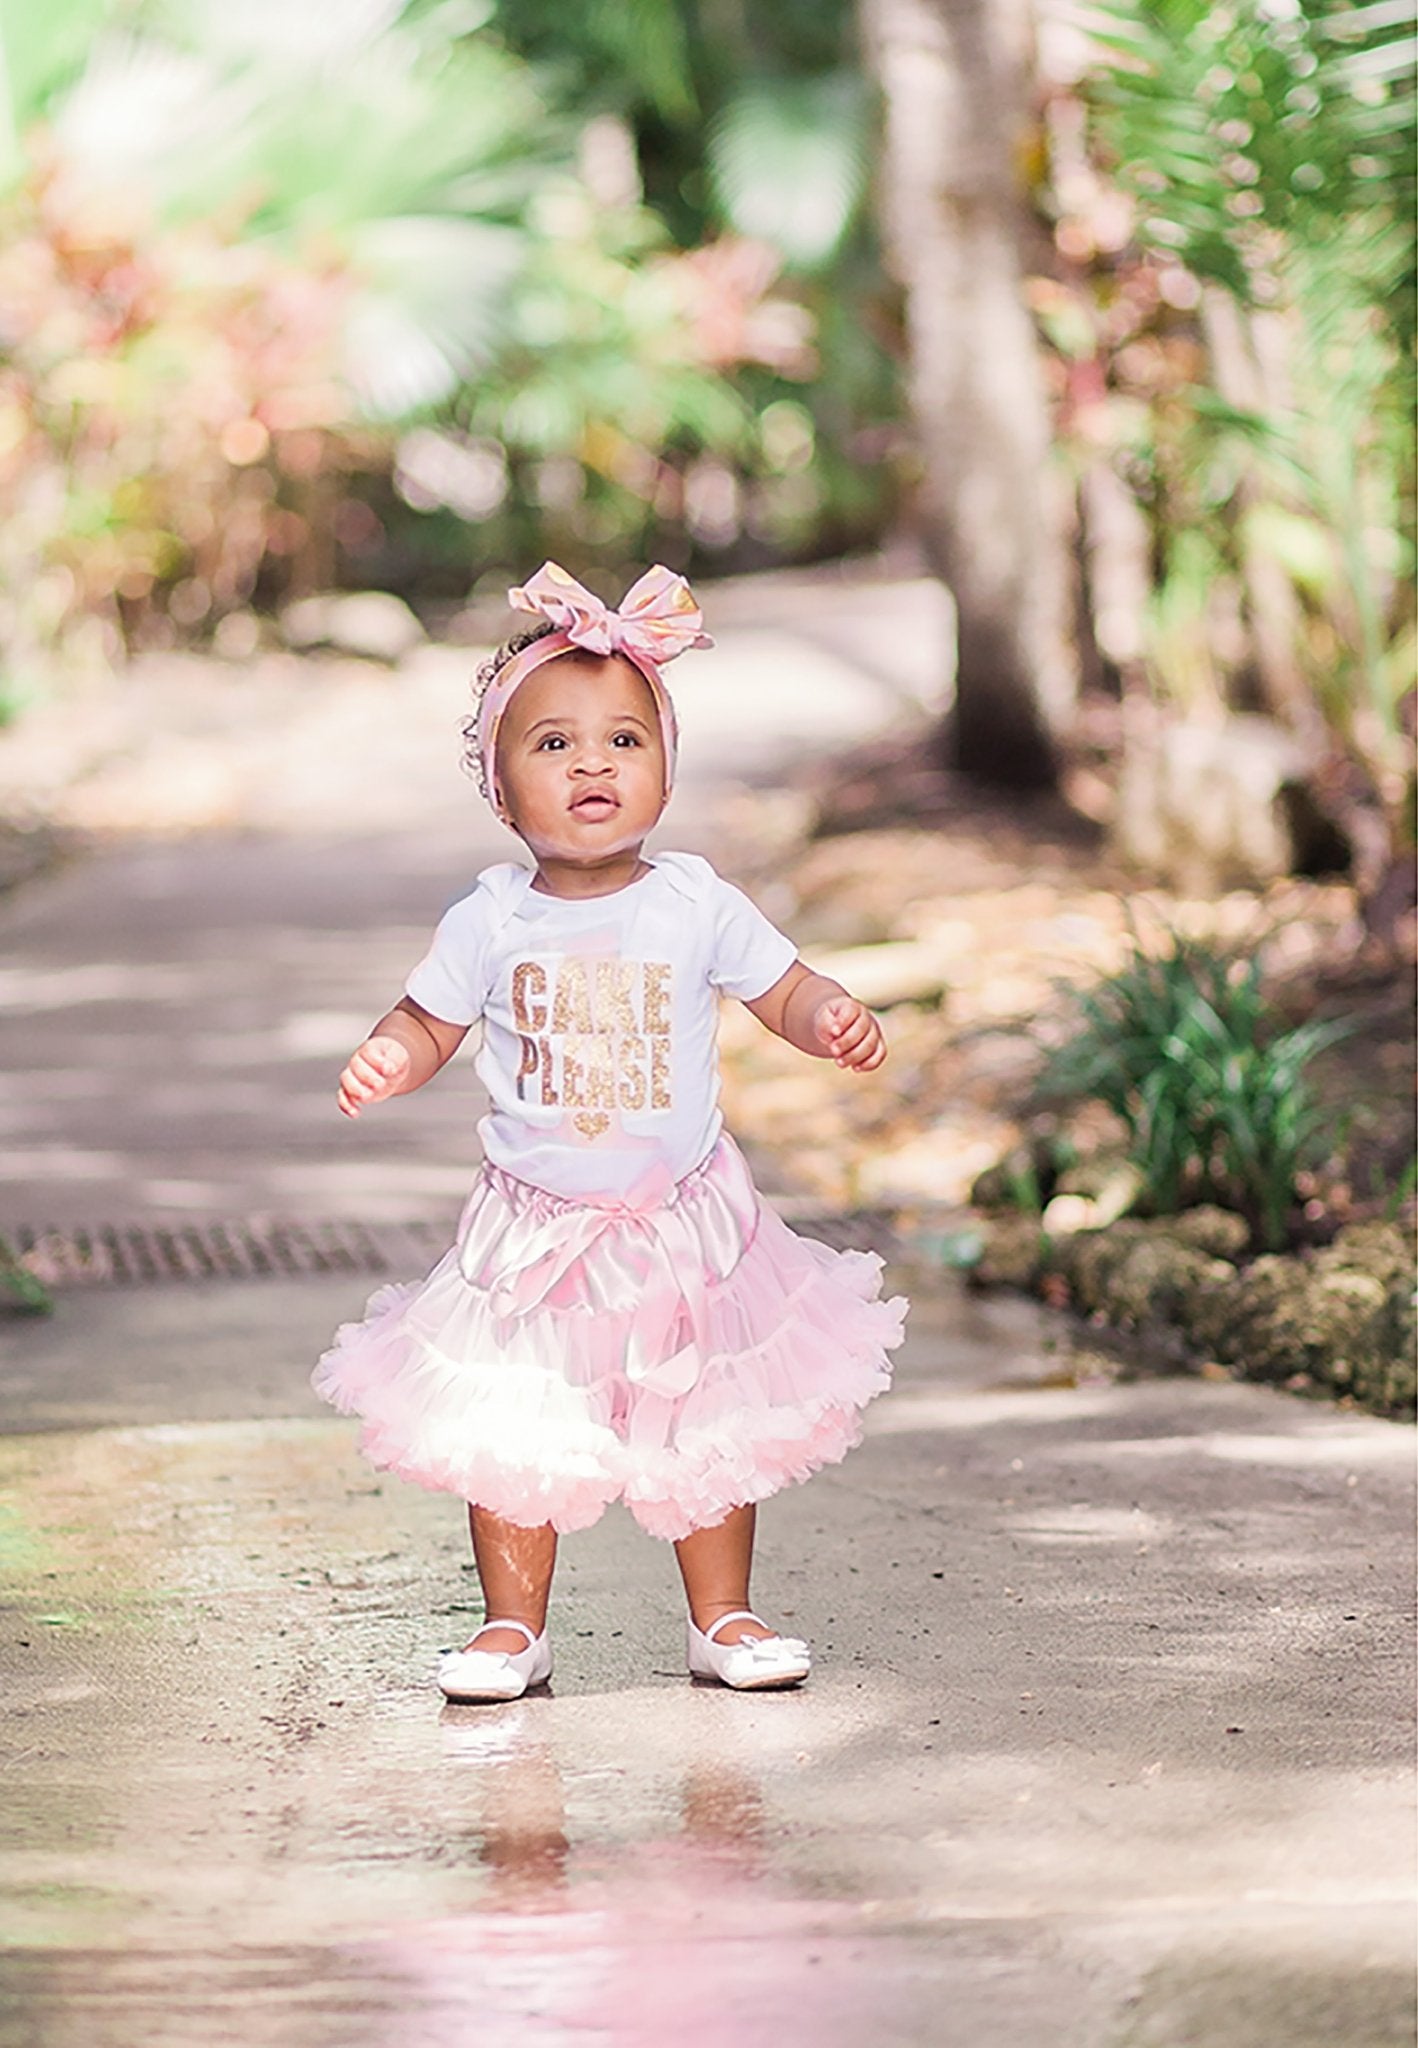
(571, 739, 613, 775)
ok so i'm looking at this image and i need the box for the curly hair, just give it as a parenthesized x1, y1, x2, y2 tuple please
(460, 618, 558, 796)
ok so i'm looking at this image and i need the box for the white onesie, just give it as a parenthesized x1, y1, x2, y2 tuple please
(404, 852, 797, 1201)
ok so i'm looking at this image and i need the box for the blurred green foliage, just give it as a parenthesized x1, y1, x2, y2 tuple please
(1048, 0, 1415, 841)
(0, 0, 897, 695)
(0, 1230, 52, 1312)
(0, 0, 1411, 864)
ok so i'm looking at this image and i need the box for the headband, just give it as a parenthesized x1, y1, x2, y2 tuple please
(476, 561, 712, 817)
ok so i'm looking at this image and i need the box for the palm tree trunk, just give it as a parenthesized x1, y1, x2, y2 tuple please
(861, 0, 1075, 787)
(1198, 285, 1323, 745)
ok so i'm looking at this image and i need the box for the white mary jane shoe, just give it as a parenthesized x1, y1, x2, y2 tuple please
(437, 1619, 553, 1703)
(687, 1610, 812, 1691)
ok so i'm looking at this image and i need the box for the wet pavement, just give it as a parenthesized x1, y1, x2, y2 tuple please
(1, 587, 1415, 2044)
(3, 1268, 1413, 2046)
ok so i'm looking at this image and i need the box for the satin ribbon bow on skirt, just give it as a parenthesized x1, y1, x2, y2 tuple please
(455, 1142, 761, 1400)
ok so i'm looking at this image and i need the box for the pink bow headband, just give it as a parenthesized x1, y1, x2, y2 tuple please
(476, 562, 712, 817)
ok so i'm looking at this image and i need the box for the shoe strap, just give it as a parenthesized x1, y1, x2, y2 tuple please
(471, 1618, 539, 1650)
(703, 1609, 765, 1644)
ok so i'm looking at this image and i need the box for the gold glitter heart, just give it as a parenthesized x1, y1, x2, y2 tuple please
(573, 1112, 610, 1140)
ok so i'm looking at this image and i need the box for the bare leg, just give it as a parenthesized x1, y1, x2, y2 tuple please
(673, 1503, 777, 1645)
(465, 1504, 558, 1654)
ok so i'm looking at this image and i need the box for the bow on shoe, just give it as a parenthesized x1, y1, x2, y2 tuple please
(736, 1635, 810, 1662)
(509, 561, 714, 666)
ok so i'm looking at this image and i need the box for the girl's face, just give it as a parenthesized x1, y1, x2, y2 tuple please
(495, 651, 668, 869)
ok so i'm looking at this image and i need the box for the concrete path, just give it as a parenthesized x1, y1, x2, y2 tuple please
(1, 586, 1414, 2046)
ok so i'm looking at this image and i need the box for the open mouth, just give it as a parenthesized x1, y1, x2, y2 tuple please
(570, 790, 619, 815)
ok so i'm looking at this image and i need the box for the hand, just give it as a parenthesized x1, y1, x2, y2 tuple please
(813, 995, 886, 1072)
(337, 1035, 413, 1118)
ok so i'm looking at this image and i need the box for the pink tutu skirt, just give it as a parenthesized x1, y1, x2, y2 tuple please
(312, 1137, 906, 1540)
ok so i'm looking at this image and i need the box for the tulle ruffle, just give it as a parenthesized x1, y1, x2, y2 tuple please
(312, 1138, 905, 1540)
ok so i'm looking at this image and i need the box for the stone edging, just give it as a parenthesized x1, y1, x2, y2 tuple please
(967, 1210, 1415, 1420)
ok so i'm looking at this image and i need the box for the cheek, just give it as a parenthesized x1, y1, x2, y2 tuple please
(498, 754, 554, 815)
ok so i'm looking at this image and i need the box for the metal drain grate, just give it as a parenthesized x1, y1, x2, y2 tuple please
(7, 1218, 456, 1290)
(7, 1206, 899, 1291)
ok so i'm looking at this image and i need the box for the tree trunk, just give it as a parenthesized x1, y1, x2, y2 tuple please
(1198, 285, 1323, 746)
(861, 0, 1075, 788)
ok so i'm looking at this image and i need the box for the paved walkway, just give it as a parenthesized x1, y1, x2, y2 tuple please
(0, 585, 1413, 2046)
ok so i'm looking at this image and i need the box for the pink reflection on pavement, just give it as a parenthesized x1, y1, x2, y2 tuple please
(342, 1735, 894, 2046)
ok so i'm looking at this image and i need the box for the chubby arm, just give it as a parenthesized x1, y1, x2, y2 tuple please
(744, 960, 886, 1072)
(337, 997, 469, 1119)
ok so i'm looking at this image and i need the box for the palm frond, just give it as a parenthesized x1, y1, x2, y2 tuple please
(0, 0, 112, 178)
(707, 72, 869, 270)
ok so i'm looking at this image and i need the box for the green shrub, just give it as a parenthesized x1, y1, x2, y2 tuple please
(1041, 929, 1350, 1250)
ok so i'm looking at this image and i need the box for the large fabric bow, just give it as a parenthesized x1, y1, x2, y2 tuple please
(508, 562, 714, 667)
(457, 1144, 758, 1400)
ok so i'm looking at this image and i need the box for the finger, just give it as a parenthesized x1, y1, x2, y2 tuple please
(850, 1031, 888, 1071)
(356, 1044, 411, 1091)
(832, 1008, 871, 1043)
(352, 1044, 398, 1082)
(816, 999, 858, 1043)
(364, 1038, 407, 1075)
(840, 1023, 885, 1069)
(828, 1013, 872, 1056)
(341, 1059, 394, 1107)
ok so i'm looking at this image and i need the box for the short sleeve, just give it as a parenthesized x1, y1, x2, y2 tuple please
(404, 892, 493, 1024)
(708, 876, 798, 1000)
